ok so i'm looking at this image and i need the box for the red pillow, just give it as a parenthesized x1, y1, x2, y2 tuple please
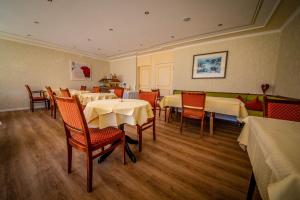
(245, 97, 263, 111)
(236, 95, 245, 103)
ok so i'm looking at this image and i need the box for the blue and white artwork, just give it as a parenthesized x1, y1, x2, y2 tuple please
(192, 51, 228, 78)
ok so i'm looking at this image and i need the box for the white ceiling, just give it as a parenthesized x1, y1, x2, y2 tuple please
(0, 0, 280, 60)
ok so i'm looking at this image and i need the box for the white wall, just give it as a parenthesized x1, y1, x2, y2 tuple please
(0, 38, 110, 111)
(172, 32, 281, 94)
(274, 10, 300, 99)
(110, 56, 137, 90)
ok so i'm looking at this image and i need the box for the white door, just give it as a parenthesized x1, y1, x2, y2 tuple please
(155, 63, 173, 96)
(138, 65, 152, 91)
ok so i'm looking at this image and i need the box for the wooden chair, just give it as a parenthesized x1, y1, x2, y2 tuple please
(137, 91, 157, 152)
(80, 85, 87, 91)
(25, 84, 49, 112)
(151, 89, 164, 117)
(56, 96, 126, 192)
(60, 88, 71, 97)
(264, 97, 300, 122)
(180, 91, 206, 134)
(114, 88, 124, 98)
(92, 86, 101, 93)
(45, 86, 57, 119)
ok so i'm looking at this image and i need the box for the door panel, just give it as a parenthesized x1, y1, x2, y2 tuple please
(139, 66, 152, 90)
(156, 64, 173, 96)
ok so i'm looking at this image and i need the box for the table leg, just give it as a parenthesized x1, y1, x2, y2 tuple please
(98, 124, 138, 163)
(247, 171, 256, 200)
(210, 112, 214, 136)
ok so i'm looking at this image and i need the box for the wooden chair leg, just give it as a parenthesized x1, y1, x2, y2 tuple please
(180, 115, 183, 133)
(50, 106, 53, 117)
(44, 100, 47, 109)
(164, 107, 168, 122)
(30, 101, 33, 112)
(153, 120, 156, 141)
(67, 144, 72, 174)
(53, 105, 57, 119)
(122, 135, 126, 165)
(200, 118, 204, 135)
(87, 154, 93, 192)
(159, 107, 161, 117)
(138, 128, 142, 152)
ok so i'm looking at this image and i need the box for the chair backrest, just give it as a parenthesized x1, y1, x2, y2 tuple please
(264, 97, 300, 122)
(151, 89, 160, 98)
(181, 91, 206, 110)
(60, 88, 71, 97)
(45, 86, 55, 105)
(114, 88, 124, 98)
(92, 86, 101, 93)
(139, 91, 157, 111)
(80, 85, 87, 91)
(56, 96, 91, 146)
(25, 84, 33, 99)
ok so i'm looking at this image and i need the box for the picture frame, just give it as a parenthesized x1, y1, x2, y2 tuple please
(70, 60, 92, 81)
(192, 51, 228, 79)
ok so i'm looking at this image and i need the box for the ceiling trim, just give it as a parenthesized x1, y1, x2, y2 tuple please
(280, 6, 300, 31)
(0, 31, 107, 61)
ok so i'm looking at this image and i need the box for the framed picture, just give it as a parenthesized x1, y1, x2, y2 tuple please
(192, 51, 228, 79)
(70, 61, 92, 81)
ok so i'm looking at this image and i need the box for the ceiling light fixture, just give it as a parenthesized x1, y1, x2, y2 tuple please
(26, 34, 32, 37)
(47, 0, 53, 2)
(183, 17, 191, 22)
(109, 28, 114, 31)
(218, 23, 223, 26)
(139, 44, 143, 47)
(33, 21, 39, 24)
(144, 11, 150, 15)
(97, 48, 101, 50)
(88, 38, 91, 41)
(170, 35, 175, 39)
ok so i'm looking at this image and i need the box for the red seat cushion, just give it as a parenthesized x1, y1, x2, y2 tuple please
(183, 108, 204, 118)
(72, 127, 123, 147)
(245, 97, 263, 111)
(268, 103, 300, 122)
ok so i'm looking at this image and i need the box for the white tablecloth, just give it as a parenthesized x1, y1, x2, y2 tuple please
(238, 116, 300, 200)
(159, 94, 248, 120)
(78, 93, 117, 105)
(84, 99, 154, 129)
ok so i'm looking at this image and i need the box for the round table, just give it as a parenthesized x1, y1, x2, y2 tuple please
(84, 99, 154, 163)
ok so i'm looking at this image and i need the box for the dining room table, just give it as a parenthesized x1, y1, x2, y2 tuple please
(238, 116, 300, 200)
(159, 94, 248, 135)
(84, 98, 154, 162)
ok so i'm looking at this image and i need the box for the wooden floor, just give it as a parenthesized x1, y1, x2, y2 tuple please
(0, 109, 252, 200)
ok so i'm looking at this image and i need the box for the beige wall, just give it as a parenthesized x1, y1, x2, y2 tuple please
(0, 39, 110, 111)
(110, 56, 137, 90)
(274, 11, 300, 99)
(172, 32, 281, 94)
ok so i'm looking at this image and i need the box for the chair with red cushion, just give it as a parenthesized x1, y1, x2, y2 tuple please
(180, 91, 206, 134)
(264, 97, 300, 122)
(137, 91, 157, 152)
(60, 88, 71, 97)
(92, 86, 101, 93)
(25, 84, 49, 112)
(80, 85, 87, 91)
(56, 96, 125, 192)
(151, 89, 164, 117)
(114, 88, 124, 98)
(45, 86, 57, 119)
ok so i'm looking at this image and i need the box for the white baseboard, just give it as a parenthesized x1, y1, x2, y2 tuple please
(0, 105, 46, 112)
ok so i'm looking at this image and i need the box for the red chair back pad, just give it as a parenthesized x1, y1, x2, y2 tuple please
(114, 88, 124, 98)
(267, 103, 300, 122)
(139, 92, 157, 108)
(182, 92, 206, 108)
(56, 97, 85, 131)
